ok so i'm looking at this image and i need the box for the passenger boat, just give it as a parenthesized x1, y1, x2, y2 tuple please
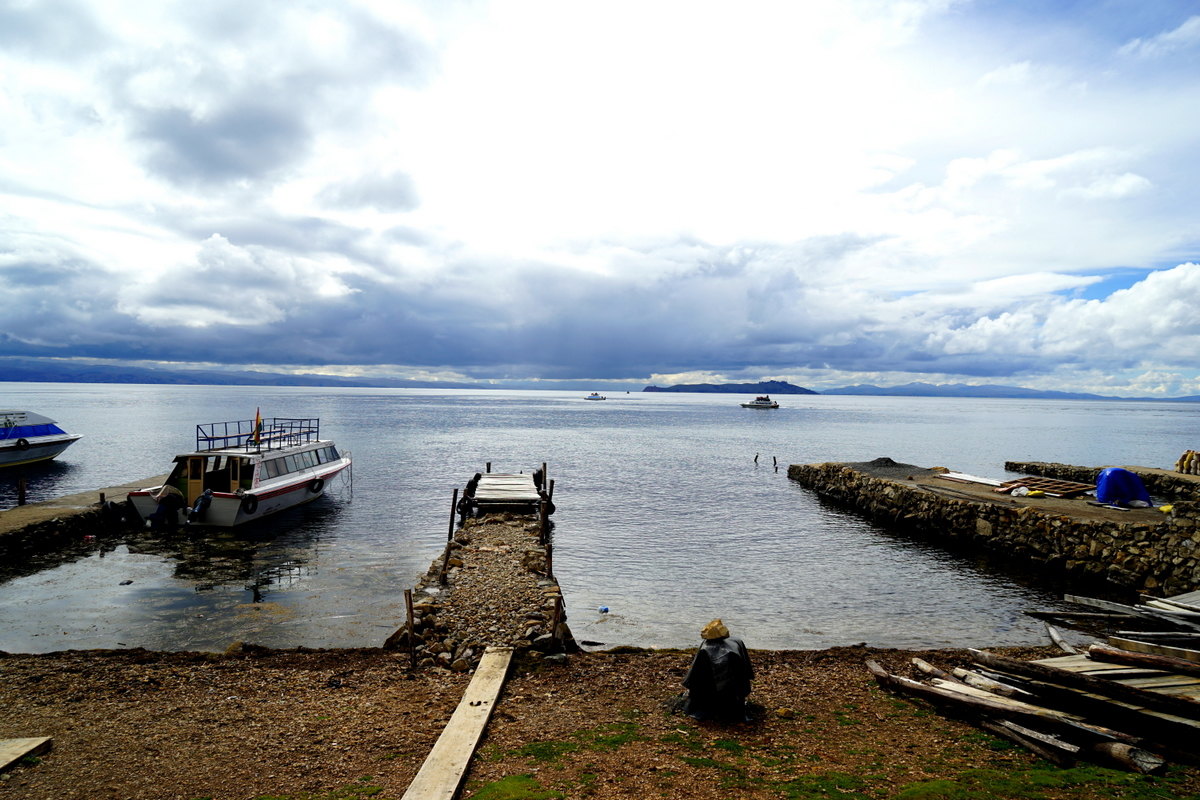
(0, 410, 82, 468)
(127, 414, 352, 528)
(740, 396, 779, 409)
(585, 392, 607, 400)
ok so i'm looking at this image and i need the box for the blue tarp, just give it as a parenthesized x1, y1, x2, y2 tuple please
(0, 424, 65, 440)
(1095, 467, 1151, 506)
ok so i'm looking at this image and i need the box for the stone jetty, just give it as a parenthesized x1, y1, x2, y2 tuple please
(789, 457, 1200, 596)
(384, 511, 575, 671)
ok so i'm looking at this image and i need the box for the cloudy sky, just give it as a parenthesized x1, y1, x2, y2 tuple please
(3, 0, 1200, 394)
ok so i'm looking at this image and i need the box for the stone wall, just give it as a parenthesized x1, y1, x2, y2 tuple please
(788, 462, 1200, 596)
(1005, 461, 1200, 502)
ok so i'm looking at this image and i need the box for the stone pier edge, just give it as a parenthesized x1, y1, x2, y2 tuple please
(788, 461, 1200, 596)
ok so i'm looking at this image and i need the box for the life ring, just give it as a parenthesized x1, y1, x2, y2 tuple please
(308, 478, 324, 494)
(240, 494, 259, 515)
(15, 438, 30, 450)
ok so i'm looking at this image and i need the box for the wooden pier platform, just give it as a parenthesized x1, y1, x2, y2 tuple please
(471, 473, 542, 511)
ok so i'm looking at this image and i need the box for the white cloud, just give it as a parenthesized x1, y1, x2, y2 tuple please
(1119, 15, 1200, 59)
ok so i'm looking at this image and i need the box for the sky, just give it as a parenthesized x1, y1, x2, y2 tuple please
(3, 0, 1200, 395)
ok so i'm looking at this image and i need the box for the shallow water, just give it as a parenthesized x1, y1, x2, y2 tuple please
(1, 383, 1195, 653)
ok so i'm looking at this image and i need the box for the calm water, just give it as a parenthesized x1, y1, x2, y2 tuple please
(1, 383, 1196, 654)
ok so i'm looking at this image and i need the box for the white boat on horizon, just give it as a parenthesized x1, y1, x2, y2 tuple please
(740, 396, 780, 409)
(127, 414, 352, 528)
(585, 392, 607, 400)
(0, 410, 82, 468)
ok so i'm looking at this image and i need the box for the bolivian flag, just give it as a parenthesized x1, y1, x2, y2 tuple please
(253, 407, 262, 445)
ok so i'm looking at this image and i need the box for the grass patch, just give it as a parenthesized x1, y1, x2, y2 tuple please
(467, 774, 565, 800)
(774, 772, 874, 800)
(713, 738, 747, 756)
(894, 765, 1186, 800)
(514, 739, 582, 762)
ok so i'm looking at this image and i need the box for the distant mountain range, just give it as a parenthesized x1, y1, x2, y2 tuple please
(4, 359, 1200, 401)
(822, 382, 1200, 402)
(643, 380, 818, 395)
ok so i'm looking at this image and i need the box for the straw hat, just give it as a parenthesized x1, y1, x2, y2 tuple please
(700, 619, 730, 640)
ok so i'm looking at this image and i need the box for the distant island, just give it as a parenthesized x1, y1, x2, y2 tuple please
(4, 358, 1200, 401)
(643, 380, 817, 395)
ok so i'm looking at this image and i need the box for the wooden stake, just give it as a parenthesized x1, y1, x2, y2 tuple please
(548, 478, 555, 501)
(541, 462, 547, 490)
(486, 462, 491, 473)
(447, 487, 458, 541)
(404, 589, 417, 670)
(17, 475, 26, 506)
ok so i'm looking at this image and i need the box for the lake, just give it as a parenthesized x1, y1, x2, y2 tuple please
(1, 382, 1195, 653)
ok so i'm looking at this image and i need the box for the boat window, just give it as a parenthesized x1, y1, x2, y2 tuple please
(264, 459, 280, 479)
(326, 446, 340, 461)
(189, 459, 203, 480)
(284, 455, 298, 473)
(301, 450, 316, 468)
(314, 448, 327, 464)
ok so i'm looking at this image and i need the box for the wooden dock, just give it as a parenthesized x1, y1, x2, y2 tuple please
(471, 473, 542, 511)
(401, 646, 513, 800)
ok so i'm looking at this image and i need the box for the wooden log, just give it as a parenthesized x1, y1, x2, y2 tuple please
(979, 720, 1077, 767)
(447, 488, 458, 541)
(951, 668, 1039, 700)
(1025, 611, 1135, 621)
(1064, 594, 1200, 632)
(1089, 742, 1167, 775)
(1046, 623, 1079, 654)
(1109, 637, 1200, 664)
(912, 657, 962, 683)
(1088, 643, 1200, 679)
(970, 649, 1200, 720)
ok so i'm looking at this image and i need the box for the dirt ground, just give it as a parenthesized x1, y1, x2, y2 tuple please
(2, 644, 1198, 800)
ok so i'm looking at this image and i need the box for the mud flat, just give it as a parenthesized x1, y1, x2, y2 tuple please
(788, 457, 1200, 595)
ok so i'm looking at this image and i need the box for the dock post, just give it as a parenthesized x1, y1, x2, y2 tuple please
(486, 462, 491, 473)
(404, 589, 417, 671)
(541, 462, 547, 490)
(545, 540, 553, 579)
(17, 474, 26, 506)
(539, 497, 549, 545)
(548, 478, 555, 501)
(447, 488, 458, 541)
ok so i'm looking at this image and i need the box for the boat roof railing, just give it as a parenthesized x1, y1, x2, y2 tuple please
(196, 417, 321, 454)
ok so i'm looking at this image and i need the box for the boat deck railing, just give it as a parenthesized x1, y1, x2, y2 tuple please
(196, 417, 321, 453)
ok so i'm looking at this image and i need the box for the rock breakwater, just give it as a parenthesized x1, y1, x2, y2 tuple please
(789, 459, 1200, 596)
(384, 512, 576, 671)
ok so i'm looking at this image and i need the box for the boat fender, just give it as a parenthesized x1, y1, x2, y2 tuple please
(240, 494, 259, 515)
(308, 478, 324, 494)
(15, 438, 29, 450)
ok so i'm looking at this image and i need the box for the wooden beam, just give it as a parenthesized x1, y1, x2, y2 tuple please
(0, 737, 52, 772)
(401, 647, 514, 800)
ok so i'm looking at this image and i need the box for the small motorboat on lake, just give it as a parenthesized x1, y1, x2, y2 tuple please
(0, 410, 82, 468)
(127, 414, 352, 528)
(740, 396, 779, 409)
(585, 393, 607, 400)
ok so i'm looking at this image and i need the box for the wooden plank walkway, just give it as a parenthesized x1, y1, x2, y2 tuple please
(472, 474, 541, 507)
(0, 737, 52, 772)
(401, 646, 514, 800)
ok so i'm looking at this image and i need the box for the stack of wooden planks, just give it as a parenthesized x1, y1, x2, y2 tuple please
(993, 476, 1095, 497)
(867, 639, 1200, 773)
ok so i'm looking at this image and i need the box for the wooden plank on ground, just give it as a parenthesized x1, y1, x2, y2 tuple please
(401, 647, 513, 800)
(0, 737, 52, 772)
(1110, 637, 1200, 664)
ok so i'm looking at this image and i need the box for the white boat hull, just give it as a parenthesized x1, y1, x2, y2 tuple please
(0, 434, 82, 468)
(128, 457, 351, 528)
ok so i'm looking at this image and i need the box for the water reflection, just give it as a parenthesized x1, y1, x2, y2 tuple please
(0, 459, 78, 508)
